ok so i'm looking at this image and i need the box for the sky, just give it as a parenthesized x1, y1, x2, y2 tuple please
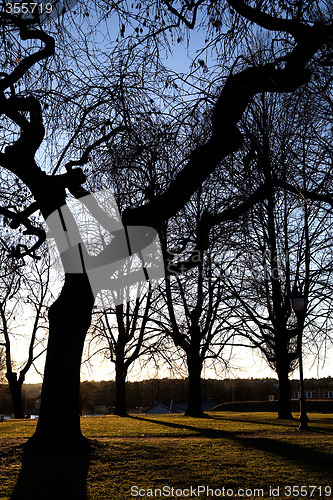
(18, 328, 333, 384)
(21, 346, 333, 384)
(3, 2, 333, 386)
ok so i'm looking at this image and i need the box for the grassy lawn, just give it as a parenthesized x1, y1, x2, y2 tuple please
(0, 412, 332, 499)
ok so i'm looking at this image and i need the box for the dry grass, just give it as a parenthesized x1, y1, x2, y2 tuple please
(0, 412, 332, 499)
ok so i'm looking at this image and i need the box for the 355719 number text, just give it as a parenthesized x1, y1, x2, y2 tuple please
(5, 3, 53, 15)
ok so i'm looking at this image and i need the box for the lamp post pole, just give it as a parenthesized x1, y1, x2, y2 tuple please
(297, 315, 309, 430)
(291, 285, 309, 431)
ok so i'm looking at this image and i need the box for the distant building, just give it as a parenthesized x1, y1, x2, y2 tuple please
(292, 389, 333, 399)
(0, 415, 11, 421)
(94, 404, 108, 415)
(144, 402, 171, 414)
(144, 401, 216, 414)
(291, 382, 333, 400)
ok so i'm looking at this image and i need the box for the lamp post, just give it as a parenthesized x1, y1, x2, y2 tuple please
(291, 285, 309, 430)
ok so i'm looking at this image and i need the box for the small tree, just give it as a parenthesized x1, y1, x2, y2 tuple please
(0, 243, 51, 418)
(87, 289, 162, 416)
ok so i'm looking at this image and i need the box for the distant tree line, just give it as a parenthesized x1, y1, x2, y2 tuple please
(1, 377, 332, 416)
(79, 378, 281, 413)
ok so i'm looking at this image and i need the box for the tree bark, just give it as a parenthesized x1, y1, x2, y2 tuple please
(277, 362, 293, 420)
(115, 359, 128, 417)
(185, 350, 204, 417)
(6, 372, 24, 419)
(31, 274, 94, 448)
(113, 304, 129, 417)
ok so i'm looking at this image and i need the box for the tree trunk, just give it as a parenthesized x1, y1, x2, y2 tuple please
(6, 372, 24, 419)
(185, 351, 204, 417)
(277, 363, 293, 420)
(31, 274, 94, 448)
(115, 361, 128, 417)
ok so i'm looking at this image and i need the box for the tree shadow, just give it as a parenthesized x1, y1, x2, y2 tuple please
(305, 425, 333, 435)
(208, 414, 297, 427)
(208, 413, 333, 433)
(10, 440, 91, 500)
(129, 415, 333, 474)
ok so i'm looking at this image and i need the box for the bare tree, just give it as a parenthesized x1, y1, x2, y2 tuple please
(0, 242, 51, 418)
(220, 91, 333, 418)
(149, 187, 235, 417)
(87, 290, 162, 416)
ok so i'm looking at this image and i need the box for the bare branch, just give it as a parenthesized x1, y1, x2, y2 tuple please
(64, 125, 129, 171)
(0, 14, 55, 91)
(227, 0, 312, 40)
(0, 205, 46, 259)
(123, 21, 333, 228)
(163, 0, 205, 29)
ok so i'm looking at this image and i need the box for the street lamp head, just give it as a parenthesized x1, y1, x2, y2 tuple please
(291, 285, 305, 313)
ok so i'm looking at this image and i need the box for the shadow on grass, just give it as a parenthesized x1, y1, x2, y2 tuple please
(10, 441, 91, 500)
(208, 414, 294, 426)
(304, 425, 333, 435)
(129, 415, 333, 474)
(209, 413, 333, 434)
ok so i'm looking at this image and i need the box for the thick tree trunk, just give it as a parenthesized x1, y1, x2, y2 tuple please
(114, 304, 129, 417)
(185, 351, 204, 417)
(6, 372, 24, 419)
(31, 274, 94, 448)
(277, 363, 293, 420)
(115, 359, 128, 417)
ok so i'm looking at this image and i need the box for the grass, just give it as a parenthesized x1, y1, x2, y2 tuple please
(0, 412, 332, 499)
